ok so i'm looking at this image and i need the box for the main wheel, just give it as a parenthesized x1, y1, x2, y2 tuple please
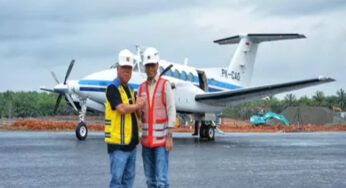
(199, 123, 207, 139)
(76, 121, 88, 140)
(207, 125, 215, 141)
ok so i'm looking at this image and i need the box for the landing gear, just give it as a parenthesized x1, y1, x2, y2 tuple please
(76, 121, 88, 140)
(192, 120, 199, 136)
(75, 98, 88, 141)
(199, 120, 215, 141)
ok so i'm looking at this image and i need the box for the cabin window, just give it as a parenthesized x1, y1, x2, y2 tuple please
(174, 70, 180, 79)
(189, 72, 194, 82)
(211, 78, 216, 85)
(181, 71, 187, 81)
(167, 69, 173, 77)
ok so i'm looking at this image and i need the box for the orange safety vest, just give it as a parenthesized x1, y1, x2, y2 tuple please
(138, 77, 168, 148)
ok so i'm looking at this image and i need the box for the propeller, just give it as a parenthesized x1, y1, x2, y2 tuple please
(54, 94, 63, 114)
(51, 71, 60, 84)
(64, 59, 75, 84)
(42, 59, 79, 114)
(64, 93, 78, 112)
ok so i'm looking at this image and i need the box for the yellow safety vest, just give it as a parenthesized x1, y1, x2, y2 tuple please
(104, 79, 139, 145)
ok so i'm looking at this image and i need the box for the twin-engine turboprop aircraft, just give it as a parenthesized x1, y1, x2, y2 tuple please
(40, 33, 335, 140)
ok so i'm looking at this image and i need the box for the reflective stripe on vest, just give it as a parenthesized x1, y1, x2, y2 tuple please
(139, 77, 168, 148)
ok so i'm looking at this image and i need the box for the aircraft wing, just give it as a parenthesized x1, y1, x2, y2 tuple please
(195, 77, 335, 106)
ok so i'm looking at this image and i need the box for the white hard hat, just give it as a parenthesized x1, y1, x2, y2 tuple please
(143, 47, 159, 65)
(118, 49, 133, 67)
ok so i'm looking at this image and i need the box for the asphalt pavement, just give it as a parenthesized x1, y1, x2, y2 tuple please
(1, 131, 346, 188)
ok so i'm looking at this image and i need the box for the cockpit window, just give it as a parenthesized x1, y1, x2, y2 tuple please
(110, 63, 117, 69)
(159, 66, 164, 75)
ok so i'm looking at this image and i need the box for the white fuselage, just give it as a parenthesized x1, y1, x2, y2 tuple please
(45, 33, 333, 121)
(69, 59, 243, 113)
(60, 34, 312, 114)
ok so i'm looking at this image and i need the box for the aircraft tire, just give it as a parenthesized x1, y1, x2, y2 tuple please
(199, 124, 206, 138)
(207, 125, 215, 141)
(76, 121, 88, 140)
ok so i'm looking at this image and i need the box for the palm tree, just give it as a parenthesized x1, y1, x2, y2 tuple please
(336, 88, 346, 110)
(264, 95, 274, 109)
(312, 91, 325, 106)
(284, 93, 297, 107)
(298, 95, 311, 106)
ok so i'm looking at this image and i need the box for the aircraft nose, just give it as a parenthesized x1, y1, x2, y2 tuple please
(54, 83, 68, 93)
(71, 81, 80, 93)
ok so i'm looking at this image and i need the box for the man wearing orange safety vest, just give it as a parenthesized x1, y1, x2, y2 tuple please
(138, 47, 176, 188)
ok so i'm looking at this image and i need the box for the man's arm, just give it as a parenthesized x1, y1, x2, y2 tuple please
(164, 81, 176, 129)
(164, 81, 176, 152)
(116, 99, 144, 115)
(106, 85, 144, 115)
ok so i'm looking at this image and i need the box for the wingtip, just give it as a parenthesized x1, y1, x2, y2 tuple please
(318, 75, 336, 82)
(299, 34, 306, 39)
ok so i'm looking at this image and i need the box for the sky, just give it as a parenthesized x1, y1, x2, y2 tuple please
(0, 0, 345, 98)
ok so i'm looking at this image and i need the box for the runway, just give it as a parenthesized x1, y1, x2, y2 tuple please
(1, 131, 346, 188)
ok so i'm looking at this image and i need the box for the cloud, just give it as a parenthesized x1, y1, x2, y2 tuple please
(0, 0, 345, 97)
(0, 0, 203, 42)
(244, 0, 346, 17)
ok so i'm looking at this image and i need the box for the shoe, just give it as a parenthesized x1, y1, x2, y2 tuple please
(192, 133, 198, 136)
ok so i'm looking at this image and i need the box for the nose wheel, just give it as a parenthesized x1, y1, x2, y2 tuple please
(76, 121, 88, 140)
(75, 98, 88, 140)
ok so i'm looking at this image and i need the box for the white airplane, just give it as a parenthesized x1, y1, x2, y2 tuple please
(41, 33, 335, 141)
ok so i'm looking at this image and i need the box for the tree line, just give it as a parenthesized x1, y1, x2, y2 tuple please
(0, 89, 345, 119)
(223, 89, 345, 119)
(0, 91, 75, 118)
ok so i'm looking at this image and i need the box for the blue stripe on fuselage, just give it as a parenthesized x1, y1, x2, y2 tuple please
(79, 80, 139, 88)
(78, 80, 111, 86)
(78, 77, 241, 92)
(79, 80, 139, 92)
(80, 87, 106, 92)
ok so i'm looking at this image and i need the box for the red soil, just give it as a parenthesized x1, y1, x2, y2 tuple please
(3, 119, 346, 132)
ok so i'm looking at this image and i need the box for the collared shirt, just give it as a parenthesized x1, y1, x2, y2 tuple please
(146, 73, 176, 128)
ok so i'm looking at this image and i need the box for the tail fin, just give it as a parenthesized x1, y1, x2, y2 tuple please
(214, 33, 306, 87)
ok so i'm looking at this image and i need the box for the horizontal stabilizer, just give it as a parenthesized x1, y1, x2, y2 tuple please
(214, 33, 306, 45)
(195, 77, 335, 106)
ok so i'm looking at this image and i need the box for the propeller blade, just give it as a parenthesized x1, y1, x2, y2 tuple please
(54, 94, 62, 114)
(51, 71, 60, 84)
(65, 93, 78, 112)
(40, 87, 56, 93)
(64, 59, 75, 84)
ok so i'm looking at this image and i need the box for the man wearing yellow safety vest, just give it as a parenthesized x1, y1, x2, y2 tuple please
(105, 49, 145, 188)
(138, 47, 176, 188)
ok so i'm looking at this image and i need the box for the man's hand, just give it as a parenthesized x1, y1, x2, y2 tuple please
(136, 97, 145, 109)
(165, 133, 173, 152)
